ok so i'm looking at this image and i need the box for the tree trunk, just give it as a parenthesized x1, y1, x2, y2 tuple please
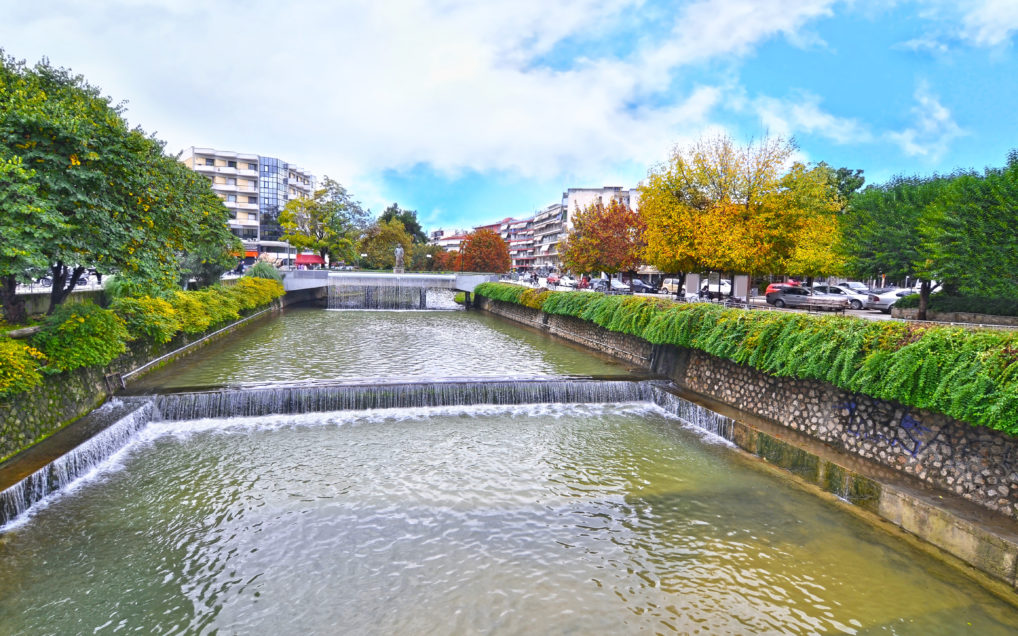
(918, 279, 931, 321)
(46, 262, 86, 315)
(0, 274, 28, 325)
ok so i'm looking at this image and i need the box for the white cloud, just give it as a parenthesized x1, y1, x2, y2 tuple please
(960, 0, 1018, 46)
(0, 0, 843, 219)
(755, 92, 873, 144)
(886, 82, 965, 160)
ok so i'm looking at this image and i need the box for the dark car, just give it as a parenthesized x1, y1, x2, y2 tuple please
(629, 278, 657, 293)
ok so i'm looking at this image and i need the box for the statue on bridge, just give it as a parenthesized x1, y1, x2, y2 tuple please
(393, 244, 405, 274)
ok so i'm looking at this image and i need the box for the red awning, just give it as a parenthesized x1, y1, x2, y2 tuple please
(295, 254, 325, 265)
(244, 250, 258, 258)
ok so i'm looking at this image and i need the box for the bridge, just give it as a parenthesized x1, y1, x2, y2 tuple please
(283, 270, 499, 294)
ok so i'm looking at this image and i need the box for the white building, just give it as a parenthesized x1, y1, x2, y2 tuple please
(180, 147, 314, 262)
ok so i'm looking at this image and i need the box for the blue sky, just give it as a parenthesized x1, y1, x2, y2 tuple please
(2, 1, 1017, 232)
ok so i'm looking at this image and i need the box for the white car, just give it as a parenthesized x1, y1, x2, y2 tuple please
(866, 288, 916, 313)
(812, 284, 869, 310)
(699, 279, 732, 299)
(557, 275, 577, 288)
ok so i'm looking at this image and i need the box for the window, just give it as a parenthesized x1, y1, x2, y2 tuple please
(226, 178, 236, 186)
(248, 162, 257, 170)
(227, 160, 237, 168)
(247, 196, 258, 204)
(204, 158, 214, 166)
(227, 194, 237, 202)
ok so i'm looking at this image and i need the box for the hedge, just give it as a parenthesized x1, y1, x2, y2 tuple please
(0, 278, 285, 398)
(474, 282, 1018, 434)
(896, 292, 1018, 317)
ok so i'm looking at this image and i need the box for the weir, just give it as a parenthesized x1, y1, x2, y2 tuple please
(0, 379, 738, 528)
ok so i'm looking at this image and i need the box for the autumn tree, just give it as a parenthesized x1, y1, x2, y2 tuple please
(639, 134, 845, 287)
(457, 229, 510, 273)
(410, 243, 447, 271)
(559, 199, 646, 277)
(358, 219, 413, 269)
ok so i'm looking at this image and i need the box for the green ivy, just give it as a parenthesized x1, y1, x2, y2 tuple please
(474, 283, 1018, 435)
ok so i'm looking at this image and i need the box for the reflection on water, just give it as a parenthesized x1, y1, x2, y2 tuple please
(132, 308, 630, 390)
(1, 404, 1015, 634)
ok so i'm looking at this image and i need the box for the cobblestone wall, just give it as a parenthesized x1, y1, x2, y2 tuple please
(681, 352, 1018, 520)
(478, 297, 1018, 520)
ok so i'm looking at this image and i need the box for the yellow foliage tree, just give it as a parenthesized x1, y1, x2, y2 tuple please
(639, 134, 845, 281)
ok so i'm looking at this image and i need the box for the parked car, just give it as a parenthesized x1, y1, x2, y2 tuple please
(546, 274, 560, 286)
(591, 278, 631, 293)
(841, 281, 869, 294)
(866, 288, 916, 313)
(765, 286, 848, 310)
(557, 275, 577, 288)
(659, 278, 683, 295)
(811, 284, 869, 310)
(699, 279, 732, 300)
(629, 278, 657, 293)
(764, 281, 801, 295)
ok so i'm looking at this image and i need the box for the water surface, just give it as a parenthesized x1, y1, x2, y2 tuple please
(1, 404, 1014, 634)
(132, 308, 631, 390)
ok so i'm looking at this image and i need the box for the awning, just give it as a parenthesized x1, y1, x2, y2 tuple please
(295, 254, 325, 265)
(244, 250, 258, 258)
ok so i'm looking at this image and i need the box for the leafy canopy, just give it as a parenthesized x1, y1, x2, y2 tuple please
(560, 199, 646, 275)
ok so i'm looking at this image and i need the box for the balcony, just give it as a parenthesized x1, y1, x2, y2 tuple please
(238, 202, 259, 210)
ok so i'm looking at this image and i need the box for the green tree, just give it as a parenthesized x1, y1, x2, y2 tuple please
(359, 219, 413, 269)
(923, 153, 1018, 299)
(560, 199, 646, 277)
(0, 156, 60, 323)
(0, 53, 239, 315)
(279, 177, 368, 265)
(379, 204, 427, 243)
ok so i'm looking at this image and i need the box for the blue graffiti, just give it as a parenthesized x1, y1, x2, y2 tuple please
(840, 398, 931, 457)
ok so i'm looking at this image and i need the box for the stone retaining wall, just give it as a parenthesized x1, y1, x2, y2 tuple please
(477, 297, 1018, 521)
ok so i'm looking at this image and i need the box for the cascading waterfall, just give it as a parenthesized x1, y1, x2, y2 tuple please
(329, 284, 431, 309)
(653, 389, 735, 441)
(1, 379, 738, 530)
(154, 378, 660, 421)
(0, 398, 155, 527)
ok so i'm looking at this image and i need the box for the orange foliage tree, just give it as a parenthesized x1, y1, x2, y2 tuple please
(639, 134, 844, 280)
(457, 228, 511, 273)
(560, 199, 646, 276)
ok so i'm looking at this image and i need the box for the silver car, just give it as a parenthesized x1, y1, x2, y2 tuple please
(812, 284, 869, 310)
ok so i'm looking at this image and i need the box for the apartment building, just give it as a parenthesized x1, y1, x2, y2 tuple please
(499, 216, 535, 272)
(429, 228, 470, 252)
(180, 147, 314, 262)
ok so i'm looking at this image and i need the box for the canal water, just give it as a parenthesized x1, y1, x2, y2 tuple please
(2, 308, 1017, 633)
(130, 307, 632, 390)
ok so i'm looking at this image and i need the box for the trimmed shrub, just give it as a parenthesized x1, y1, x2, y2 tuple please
(0, 338, 46, 396)
(193, 288, 241, 326)
(169, 291, 212, 334)
(896, 293, 1018, 317)
(520, 287, 551, 310)
(32, 302, 129, 372)
(474, 282, 527, 305)
(245, 262, 283, 283)
(111, 296, 181, 344)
